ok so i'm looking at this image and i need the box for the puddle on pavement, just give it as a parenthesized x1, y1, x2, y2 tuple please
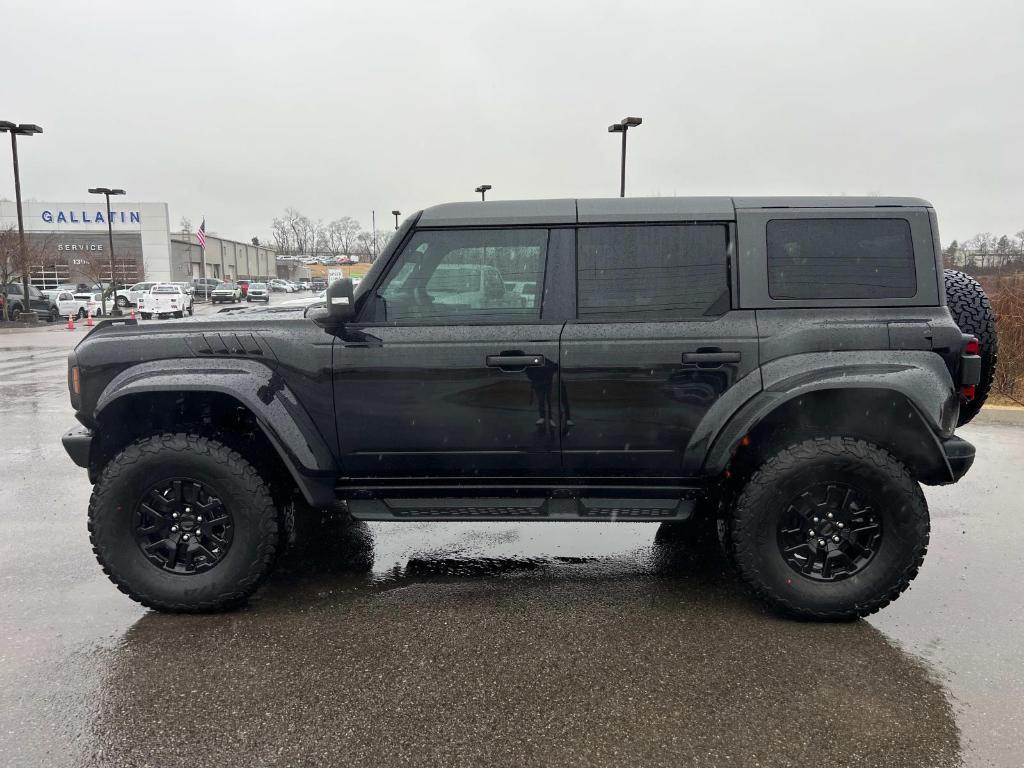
(71, 519, 961, 768)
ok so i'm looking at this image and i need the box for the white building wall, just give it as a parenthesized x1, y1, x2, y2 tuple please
(0, 200, 171, 281)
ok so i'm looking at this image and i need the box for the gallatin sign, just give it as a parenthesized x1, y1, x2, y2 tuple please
(41, 209, 141, 225)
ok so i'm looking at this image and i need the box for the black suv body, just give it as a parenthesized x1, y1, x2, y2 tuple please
(62, 197, 991, 619)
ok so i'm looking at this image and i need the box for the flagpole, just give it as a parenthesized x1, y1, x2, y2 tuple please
(200, 216, 207, 282)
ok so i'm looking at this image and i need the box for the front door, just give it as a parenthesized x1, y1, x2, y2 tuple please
(334, 226, 564, 478)
(560, 223, 759, 477)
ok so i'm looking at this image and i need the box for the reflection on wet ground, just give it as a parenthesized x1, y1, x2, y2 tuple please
(73, 520, 960, 768)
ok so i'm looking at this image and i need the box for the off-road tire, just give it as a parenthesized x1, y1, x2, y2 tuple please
(724, 437, 929, 621)
(88, 433, 280, 612)
(944, 269, 997, 425)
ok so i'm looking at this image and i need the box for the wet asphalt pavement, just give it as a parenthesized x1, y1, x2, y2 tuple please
(1, 318, 1022, 767)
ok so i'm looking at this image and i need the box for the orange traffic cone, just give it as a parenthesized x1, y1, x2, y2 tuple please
(66, 313, 75, 330)
(130, 308, 136, 321)
(85, 310, 94, 327)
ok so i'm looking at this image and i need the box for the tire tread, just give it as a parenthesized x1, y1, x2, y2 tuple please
(87, 432, 280, 613)
(725, 436, 929, 621)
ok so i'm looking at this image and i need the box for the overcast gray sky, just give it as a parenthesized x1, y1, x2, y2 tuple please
(2, 0, 1021, 244)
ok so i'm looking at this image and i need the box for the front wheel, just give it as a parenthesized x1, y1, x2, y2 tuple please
(88, 434, 280, 612)
(140, 313, 152, 320)
(723, 437, 929, 620)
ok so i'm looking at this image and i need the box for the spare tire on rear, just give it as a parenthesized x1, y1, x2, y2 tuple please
(944, 269, 997, 425)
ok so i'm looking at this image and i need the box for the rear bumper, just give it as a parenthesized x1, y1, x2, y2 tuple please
(62, 425, 93, 468)
(941, 435, 975, 482)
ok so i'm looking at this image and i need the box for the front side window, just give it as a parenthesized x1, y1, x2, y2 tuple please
(577, 224, 730, 320)
(377, 228, 548, 322)
(767, 218, 916, 300)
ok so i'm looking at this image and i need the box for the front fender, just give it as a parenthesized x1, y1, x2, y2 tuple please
(94, 358, 337, 505)
(692, 351, 959, 477)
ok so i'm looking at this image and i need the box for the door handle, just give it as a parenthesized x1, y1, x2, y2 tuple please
(682, 351, 741, 365)
(486, 354, 547, 370)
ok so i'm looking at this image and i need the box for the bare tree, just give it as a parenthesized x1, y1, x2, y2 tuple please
(0, 225, 18, 320)
(323, 216, 361, 258)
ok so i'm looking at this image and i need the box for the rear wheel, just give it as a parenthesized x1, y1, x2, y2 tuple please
(77, 307, 87, 319)
(116, 295, 129, 308)
(723, 437, 928, 620)
(140, 312, 152, 320)
(49, 307, 59, 322)
(88, 433, 280, 612)
(944, 269, 997, 425)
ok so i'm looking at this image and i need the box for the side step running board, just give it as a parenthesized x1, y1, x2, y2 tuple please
(347, 496, 696, 522)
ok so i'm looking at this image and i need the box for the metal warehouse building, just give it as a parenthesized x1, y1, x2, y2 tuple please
(170, 231, 275, 283)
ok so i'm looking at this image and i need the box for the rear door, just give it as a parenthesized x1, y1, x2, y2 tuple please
(334, 226, 571, 478)
(560, 223, 759, 477)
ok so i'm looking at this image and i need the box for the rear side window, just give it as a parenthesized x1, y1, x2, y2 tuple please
(767, 218, 916, 300)
(577, 224, 729, 320)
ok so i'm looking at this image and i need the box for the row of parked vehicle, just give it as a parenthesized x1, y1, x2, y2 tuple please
(1, 283, 109, 322)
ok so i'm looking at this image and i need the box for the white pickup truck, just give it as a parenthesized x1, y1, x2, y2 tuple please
(136, 283, 193, 319)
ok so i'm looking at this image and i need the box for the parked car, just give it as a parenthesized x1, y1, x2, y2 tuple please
(63, 196, 994, 619)
(136, 283, 192, 319)
(210, 282, 243, 304)
(42, 289, 90, 319)
(310, 278, 327, 291)
(74, 292, 106, 317)
(246, 282, 270, 303)
(191, 277, 221, 299)
(3, 283, 58, 321)
(121, 282, 158, 307)
(270, 279, 296, 293)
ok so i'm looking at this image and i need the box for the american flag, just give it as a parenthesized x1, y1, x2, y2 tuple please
(196, 219, 207, 249)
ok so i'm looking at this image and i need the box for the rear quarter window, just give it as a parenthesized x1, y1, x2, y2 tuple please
(767, 218, 916, 300)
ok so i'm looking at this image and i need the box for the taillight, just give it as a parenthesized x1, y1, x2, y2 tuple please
(965, 337, 980, 355)
(961, 384, 976, 401)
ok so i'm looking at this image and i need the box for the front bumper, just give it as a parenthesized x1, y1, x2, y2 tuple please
(941, 435, 975, 482)
(62, 424, 93, 468)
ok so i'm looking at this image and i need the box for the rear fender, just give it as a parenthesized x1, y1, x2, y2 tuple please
(695, 351, 960, 483)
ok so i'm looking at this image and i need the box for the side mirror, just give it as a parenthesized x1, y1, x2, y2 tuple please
(326, 278, 356, 322)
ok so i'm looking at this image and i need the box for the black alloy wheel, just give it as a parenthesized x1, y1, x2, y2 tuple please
(776, 483, 882, 582)
(134, 478, 234, 574)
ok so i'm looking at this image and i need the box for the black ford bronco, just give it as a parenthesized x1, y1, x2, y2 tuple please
(62, 197, 997, 619)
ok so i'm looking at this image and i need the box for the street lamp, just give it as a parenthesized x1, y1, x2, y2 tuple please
(87, 187, 126, 316)
(391, 210, 401, 230)
(607, 116, 642, 197)
(0, 121, 43, 323)
(475, 184, 491, 201)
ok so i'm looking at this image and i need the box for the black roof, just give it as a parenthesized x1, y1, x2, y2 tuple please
(416, 196, 932, 226)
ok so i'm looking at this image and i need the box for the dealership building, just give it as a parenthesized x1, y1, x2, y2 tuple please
(0, 200, 274, 287)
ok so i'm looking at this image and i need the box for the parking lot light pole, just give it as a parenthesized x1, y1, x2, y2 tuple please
(88, 187, 126, 316)
(607, 116, 642, 197)
(391, 210, 401, 230)
(475, 184, 491, 201)
(0, 121, 43, 323)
